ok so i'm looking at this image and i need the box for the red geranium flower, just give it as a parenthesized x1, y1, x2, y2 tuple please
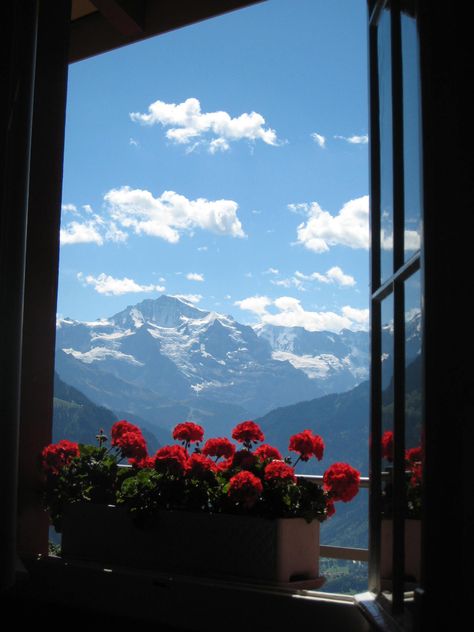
(228, 471, 263, 508)
(129, 455, 155, 469)
(231, 449, 258, 471)
(173, 422, 204, 445)
(154, 444, 188, 476)
(41, 439, 80, 475)
(186, 453, 217, 479)
(323, 462, 360, 502)
(232, 421, 264, 448)
(254, 444, 282, 462)
(202, 437, 235, 460)
(216, 456, 233, 472)
(289, 430, 325, 462)
(114, 430, 148, 460)
(264, 461, 296, 483)
(326, 500, 336, 518)
(381, 431, 393, 462)
(405, 446, 422, 465)
(111, 420, 142, 445)
(409, 462, 423, 488)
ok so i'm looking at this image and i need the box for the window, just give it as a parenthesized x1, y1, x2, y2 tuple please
(368, 0, 423, 618)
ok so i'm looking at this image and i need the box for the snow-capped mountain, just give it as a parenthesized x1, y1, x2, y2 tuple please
(56, 295, 417, 434)
(255, 324, 370, 387)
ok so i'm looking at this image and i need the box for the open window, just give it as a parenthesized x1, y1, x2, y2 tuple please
(3, 1, 471, 630)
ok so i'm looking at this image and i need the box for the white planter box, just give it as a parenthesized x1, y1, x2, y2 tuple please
(61, 504, 323, 585)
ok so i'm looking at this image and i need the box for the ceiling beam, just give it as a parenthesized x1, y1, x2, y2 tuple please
(90, 0, 144, 37)
(70, 0, 263, 63)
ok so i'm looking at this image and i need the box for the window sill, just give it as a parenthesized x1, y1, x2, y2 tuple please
(11, 554, 374, 631)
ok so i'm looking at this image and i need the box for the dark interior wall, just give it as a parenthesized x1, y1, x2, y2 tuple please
(417, 0, 474, 621)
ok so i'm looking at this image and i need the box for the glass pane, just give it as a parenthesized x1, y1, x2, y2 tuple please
(404, 271, 422, 593)
(378, 9, 393, 282)
(402, 12, 422, 260)
(380, 293, 394, 590)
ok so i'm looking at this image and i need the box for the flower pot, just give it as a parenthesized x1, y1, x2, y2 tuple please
(380, 518, 421, 584)
(60, 503, 322, 586)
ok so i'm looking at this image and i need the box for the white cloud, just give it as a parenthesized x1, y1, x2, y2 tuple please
(326, 266, 356, 287)
(197, 245, 208, 252)
(129, 137, 139, 147)
(171, 293, 202, 304)
(236, 295, 368, 333)
(62, 203, 79, 214)
(234, 295, 272, 316)
(271, 277, 305, 290)
(295, 266, 356, 287)
(78, 272, 165, 296)
(186, 272, 204, 282)
(130, 97, 280, 153)
(264, 267, 279, 275)
(60, 220, 104, 246)
(405, 230, 421, 251)
(334, 134, 369, 144)
(341, 306, 370, 326)
(105, 186, 245, 243)
(311, 132, 326, 148)
(294, 195, 369, 253)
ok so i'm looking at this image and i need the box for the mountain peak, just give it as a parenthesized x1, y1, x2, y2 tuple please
(110, 294, 209, 329)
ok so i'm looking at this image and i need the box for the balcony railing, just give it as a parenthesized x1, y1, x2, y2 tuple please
(299, 474, 370, 563)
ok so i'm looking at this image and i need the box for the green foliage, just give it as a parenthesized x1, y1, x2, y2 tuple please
(44, 445, 119, 531)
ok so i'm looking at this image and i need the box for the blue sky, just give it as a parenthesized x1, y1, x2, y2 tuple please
(58, 0, 370, 332)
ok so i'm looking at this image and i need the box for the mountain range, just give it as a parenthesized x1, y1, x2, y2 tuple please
(55, 294, 375, 433)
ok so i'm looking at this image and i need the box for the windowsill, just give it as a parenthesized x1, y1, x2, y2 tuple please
(12, 554, 374, 631)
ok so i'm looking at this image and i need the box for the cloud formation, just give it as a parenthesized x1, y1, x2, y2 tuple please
(334, 134, 369, 144)
(311, 132, 326, 148)
(235, 295, 369, 333)
(186, 272, 204, 282)
(105, 186, 245, 243)
(60, 220, 104, 246)
(294, 195, 370, 253)
(130, 97, 279, 153)
(171, 294, 203, 304)
(295, 266, 356, 287)
(77, 272, 165, 296)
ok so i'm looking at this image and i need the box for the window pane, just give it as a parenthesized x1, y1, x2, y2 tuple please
(378, 9, 393, 282)
(402, 12, 422, 260)
(404, 271, 422, 591)
(380, 293, 394, 589)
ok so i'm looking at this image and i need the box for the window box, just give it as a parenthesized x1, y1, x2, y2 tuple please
(61, 503, 324, 588)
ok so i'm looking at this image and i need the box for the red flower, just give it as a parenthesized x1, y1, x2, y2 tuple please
(154, 444, 188, 476)
(409, 462, 423, 488)
(172, 422, 204, 445)
(326, 500, 336, 518)
(381, 431, 393, 462)
(228, 471, 263, 508)
(114, 430, 147, 460)
(202, 437, 235, 460)
(111, 420, 142, 445)
(264, 461, 296, 483)
(289, 430, 325, 462)
(232, 421, 264, 447)
(186, 453, 217, 479)
(41, 440, 79, 475)
(216, 456, 233, 472)
(405, 446, 422, 465)
(254, 444, 282, 462)
(323, 462, 360, 503)
(129, 455, 155, 469)
(231, 449, 258, 471)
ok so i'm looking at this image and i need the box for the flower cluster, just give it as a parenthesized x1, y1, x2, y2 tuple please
(381, 431, 423, 518)
(41, 419, 361, 528)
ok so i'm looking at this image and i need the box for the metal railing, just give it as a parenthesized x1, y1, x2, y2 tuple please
(299, 474, 370, 563)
